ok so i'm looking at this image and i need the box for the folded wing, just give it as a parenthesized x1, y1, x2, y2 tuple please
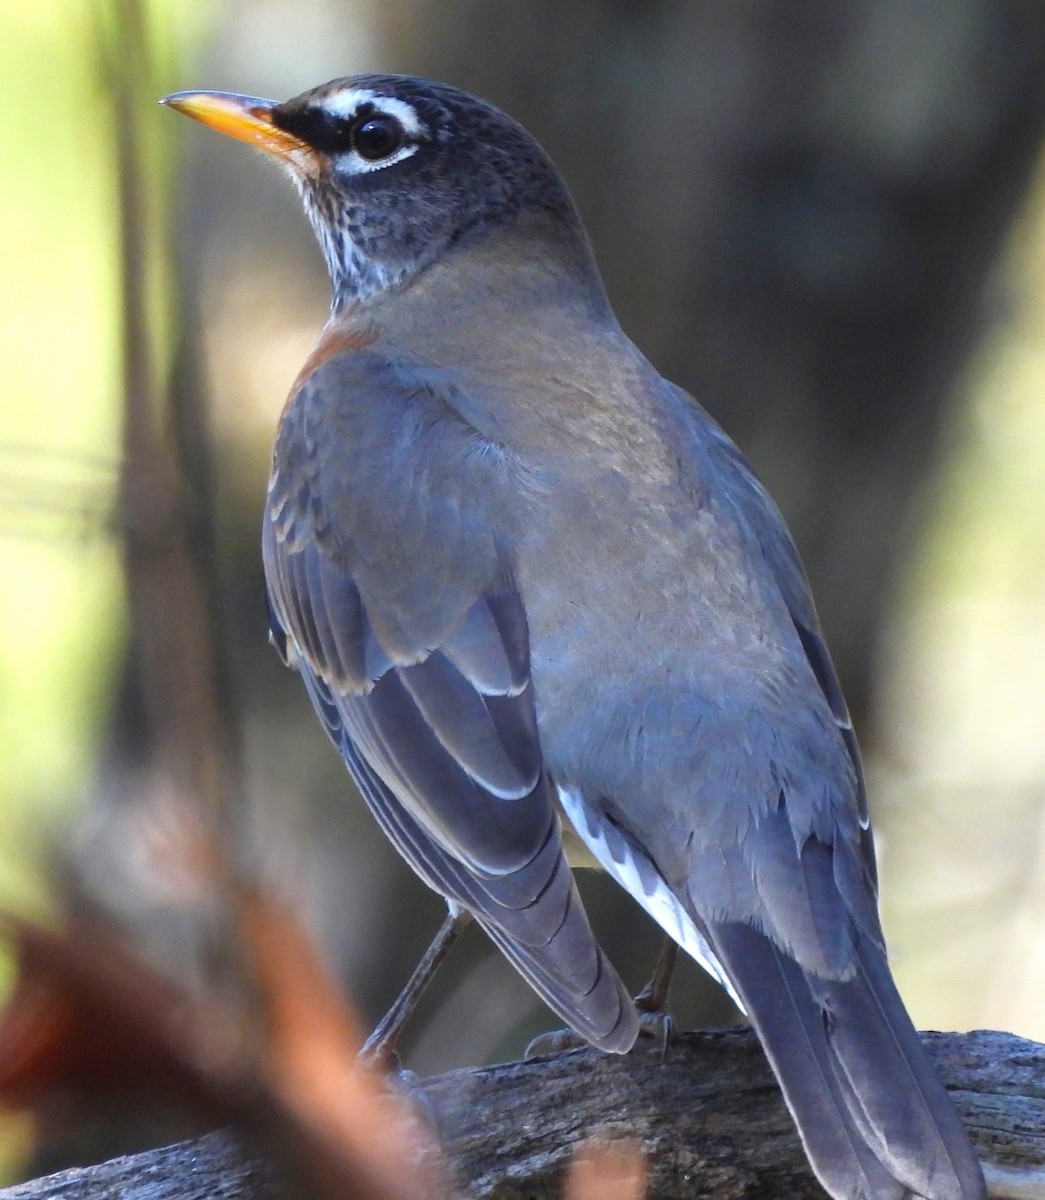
(263, 361, 637, 1051)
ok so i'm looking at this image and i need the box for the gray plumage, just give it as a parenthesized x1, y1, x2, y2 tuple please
(170, 74, 986, 1200)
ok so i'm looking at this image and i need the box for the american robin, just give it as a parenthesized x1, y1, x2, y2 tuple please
(163, 76, 985, 1200)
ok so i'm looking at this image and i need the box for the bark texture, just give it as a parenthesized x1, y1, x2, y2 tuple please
(2, 1030, 1041, 1200)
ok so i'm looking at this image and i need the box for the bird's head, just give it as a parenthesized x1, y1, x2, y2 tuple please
(163, 74, 592, 312)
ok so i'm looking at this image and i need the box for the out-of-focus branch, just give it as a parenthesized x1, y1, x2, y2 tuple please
(0, 1030, 1042, 1200)
(102, 0, 241, 820)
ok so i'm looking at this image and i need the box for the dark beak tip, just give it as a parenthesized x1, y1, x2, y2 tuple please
(159, 91, 191, 111)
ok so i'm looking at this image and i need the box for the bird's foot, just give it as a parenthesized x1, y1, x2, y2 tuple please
(357, 1053, 444, 1139)
(524, 1026, 589, 1058)
(630, 937, 679, 1057)
(633, 999, 675, 1059)
(523, 1008, 675, 1060)
(358, 1030, 405, 1076)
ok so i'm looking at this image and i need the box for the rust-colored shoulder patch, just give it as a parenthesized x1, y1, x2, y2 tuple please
(287, 324, 377, 401)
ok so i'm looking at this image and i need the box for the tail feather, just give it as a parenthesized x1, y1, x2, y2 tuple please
(705, 920, 984, 1200)
(823, 932, 986, 1200)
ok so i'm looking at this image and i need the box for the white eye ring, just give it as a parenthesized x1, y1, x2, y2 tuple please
(322, 90, 427, 175)
(338, 140, 419, 175)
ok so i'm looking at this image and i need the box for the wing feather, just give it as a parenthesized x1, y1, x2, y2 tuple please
(263, 359, 637, 1051)
(704, 416, 875, 876)
(294, 661, 636, 1051)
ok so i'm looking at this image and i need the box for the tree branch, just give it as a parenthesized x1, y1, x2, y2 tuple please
(1, 1029, 1041, 1199)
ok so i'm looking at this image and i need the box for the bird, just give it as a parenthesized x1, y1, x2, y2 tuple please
(162, 75, 986, 1200)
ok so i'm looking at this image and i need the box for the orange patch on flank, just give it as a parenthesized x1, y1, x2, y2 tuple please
(287, 325, 377, 401)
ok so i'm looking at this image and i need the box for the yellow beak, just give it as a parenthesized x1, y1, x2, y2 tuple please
(160, 90, 307, 160)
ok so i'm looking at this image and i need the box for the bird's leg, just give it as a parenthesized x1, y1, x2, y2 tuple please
(635, 934, 679, 1012)
(633, 935, 680, 1054)
(361, 903, 473, 1072)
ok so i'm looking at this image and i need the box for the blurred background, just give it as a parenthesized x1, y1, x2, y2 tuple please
(3, 0, 1045, 1179)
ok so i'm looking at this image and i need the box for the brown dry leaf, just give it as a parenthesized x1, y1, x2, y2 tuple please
(0, 914, 237, 1118)
(566, 1137, 647, 1200)
(238, 884, 444, 1200)
(0, 869, 444, 1200)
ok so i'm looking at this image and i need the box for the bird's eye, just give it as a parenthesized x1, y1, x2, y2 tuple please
(351, 113, 405, 161)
